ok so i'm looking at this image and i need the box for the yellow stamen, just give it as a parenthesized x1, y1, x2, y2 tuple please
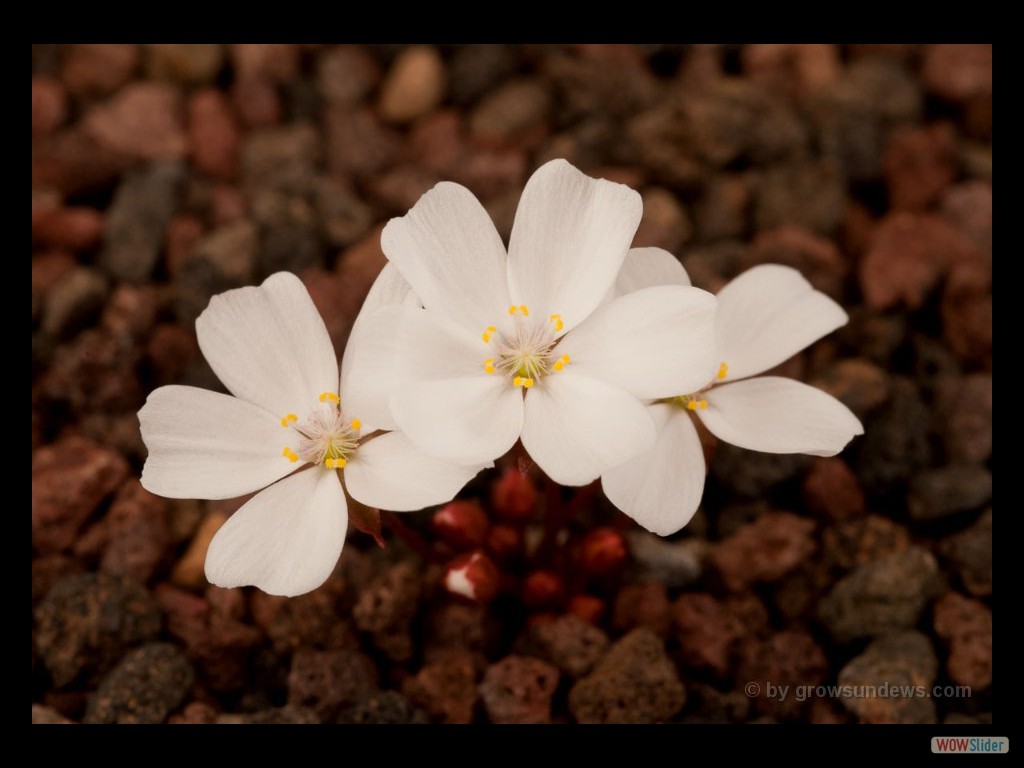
(279, 413, 298, 427)
(549, 313, 564, 332)
(553, 359, 564, 372)
(513, 376, 524, 388)
(325, 457, 348, 469)
(482, 325, 496, 343)
(520, 305, 529, 316)
(562, 354, 571, 363)
(717, 362, 728, 380)
(319, 391, 340, 404)
(351, 418, 361, 431)
(699, 399, 708, 409)
(282, 447, 299, 462)
(523, 378, 535, 388)
(483, 358, 495, 375)
(686, 400, 698, 411)
(508, 305, 518, 315)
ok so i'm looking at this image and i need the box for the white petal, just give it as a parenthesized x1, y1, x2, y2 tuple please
(557, 285, 718, 399)
(715, 264, 849, 381)
(507, 159, 642, 333)
(520, 371, 656, 486)
(205, 468, 347, 597)
(356, 262, 419, 320)
(615, 247, 691, 296)
(345, 431, 486, 512)
(601, 404, 705, 536)
(380, 181, 511, 334)
(196, 272, 339, 417)
(340, 305, 483, 433)
(139, 385, 298, 500)
(390, 375, 524, 466)
(699, 376, 864, 456)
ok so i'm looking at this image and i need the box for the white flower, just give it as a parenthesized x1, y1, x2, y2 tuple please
(602, 257, 865, 536)
(361, 159, 718, 485)
(138, 270, 484, 597)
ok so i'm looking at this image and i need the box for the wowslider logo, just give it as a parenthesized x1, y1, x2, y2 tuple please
(932, 737, 1009, 754)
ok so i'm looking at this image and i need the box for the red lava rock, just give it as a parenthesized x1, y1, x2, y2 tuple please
(324, 106, 401, 178)
(101, 284, 159, 340)
(672, 593, 738, 678)
(479, 655, 559, 724)
(34, 572, 161, 687)
(485, 523, 522, 562)
(313, 176, 373, 247)
(317, 45, 380, 107)
(569, 628, 685, 724)
(146, 44, 225, 85)
(43, 328, 143, 411)
(169, 701, 218, 724)
(710, 511, 816, 591)
(403, 652, 479, 724)
(837, 631, 938, 724)
(942, 260, 992, 367)
(146, 324, 200, 385)
(32, 555, 84, 605)
(32, 76, 67, 136)
(299, 266, 363, 351)
(821, 515, 911, 574)
(908, 464, 992, 521)
(164, 214, 204, 277)
(694, 173, 750, 242)
(423, 602, 491, 663)
(522, 614, 610, 678)
(32, 435, 129, 554)
(31, 250, 77, 301)
(753, 160, 846, 236)
(859, 212, 982, 311)
(612, 580, 671, 637)
(98, 480, 170, 583)
(32, 206, 104, 251)
(378, 45, 446, 124)
(444, 551, 500, 604)
(941, 181, 992, 258)
(743, 44, 841, 98)
(83, 82, 187, 160)
(249, 574, 354, 654)
(802, 457, 865, 520)
(230, 76, 282, 128)
(83, 643, 194, 724)
(287, 648, 379, 722)
(491, 467, 538, 521)
(632, 187, 692, 255)
(737, 630, 828, 719)
(922, 44, 992, 104)
(567, 594, 605, 625)
(40, 266, 109, 338)
(579, 527, 628, 576)
(353, 561, 422, 661)
(187, 89, 240, 180)
(883, 125, 958, 211)
(746, 225, 848, 299)
(941, 509, 992, 597)
(32, 704, 73, 724)
(231, 43, 299, 82)
(522, 570, 566, 609)
(60, 44, 139, 97)
(432, 500, 489, 550)
(367, 163, 440, 213)
(469, 79, 550, 149)
(933, 591, 992, 690)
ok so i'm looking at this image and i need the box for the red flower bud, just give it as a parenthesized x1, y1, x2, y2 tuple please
(486, 523, 522, 562)
(443, 550, 500, 604)
(522, 569, 565, 609)
(432, 500, 489, 550)
(580, 527, 628, 576)
(567, 594, 605, 624)
(491, 467, 538, 521)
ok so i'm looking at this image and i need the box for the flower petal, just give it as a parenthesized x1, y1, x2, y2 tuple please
(390, 375, 524, 466)
(380, 181, 510, 334)
(699, 376, 864, 456)
(139, 385, 298, 500)
(345, 431, 486, 512)
(615, 247, 691, 295)
(507, 159, 642, 333)
(601, 404, 705, 536)
(205, 468, 347, 597)
(355, 262, 419, 321)
(557, 285, 718, 399)
(341, 304, 482, 433)
(715, 264, 849, 381)
(520, 371, 656, 486)
(196, 272, 339, 417)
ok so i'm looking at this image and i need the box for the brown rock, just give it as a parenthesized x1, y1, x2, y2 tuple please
(469, 78, 550, 148)
(84, 643, 194, 724)
(353, 561, 422, 661)
(378, 46, 446, 124)
(318, 45, 380, 106)
(31, 704, 73, 724)
(231, 43, 299, 82)
(942, 260, 992, 367)
(32, 76, 67, 135)
(710, 511, 816, 591)
(31, 250, 77, 302)
(32, 127, 135, 198)
(32, 555, 84, 605)
(633, 187, 692, 254)
(287, 648, 379, 721)
(98, 480, 170, 583)
(101, 284, 159, 340)
(32, 206, 104, 251)
(521, 614, 610, 678)
(188, 89, 240, 180)
(753, 161, 846, 235)
(169, 701, 218, 724)
(821, 515, 911, 573)
(61, 44, 139, 97)
(403, 652, 479, 724)
(743, 44, 841, 98)
(883, 125, 958, 211)
(922, 44, 992, 103)
(837, 631, 938, 724)
(40, 266, 109, 339)
(479, 655, 559, 724)
(941, 181, 992, 258)
(672, 593, 738, 677)
(738, 630, 828, 719)
(693, 174, 750, 242)
(230, 76, 282, 128)
(32, 435, 129, 554)
(84, 83, 187, 160)
(569, 628, 685, 724)
(612, 580, 671, 637)
(745, 225, 847, 299)
(423, 602, 491, 663)
(941, 509, 992, 597)
(34, 572, 161, 687)
(313, 176, 373, 248)
(812, 359, 891, 422)
(170, 511, 228, 590)
(803, 457, 865, 520)
(146, 323, 200, 385)
(241, 123, 319, 193)
(146, 44, 224, 85)
(908, 465, 992, 521)
(173, 220, 258, 324)
(933, 591, 992, 690)
(250, 573, 354, 654)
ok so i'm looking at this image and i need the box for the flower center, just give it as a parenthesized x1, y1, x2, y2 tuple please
(481, 306, 571, 388)
(670, 362, 729, 411)
(279, 391, 361, 469)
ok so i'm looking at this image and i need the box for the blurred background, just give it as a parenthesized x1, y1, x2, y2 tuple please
(32, 44, 991, 725)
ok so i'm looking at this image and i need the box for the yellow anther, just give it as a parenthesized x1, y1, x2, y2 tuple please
(351, 419, 361, 431)
(280, 413, 297, 427)
(520, 305, 529, 316)
(699, 400, 708, 409)
(325, 457, 347, 469)
(717, 362, 729, 380)
(319, 392, 340, 404)
(282, 447, 299, 463)
(483, 358, 495, 375)
(513, 376, 524, 388)
(549, 313, 564, 332)
(482, 325, 497, 343)
(523, 378, 535, 388)
(686, 400, 698, 411)
(562, 354, 571, 364)
(508, 305, 518, 315)
(553, 359, 565, 372)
